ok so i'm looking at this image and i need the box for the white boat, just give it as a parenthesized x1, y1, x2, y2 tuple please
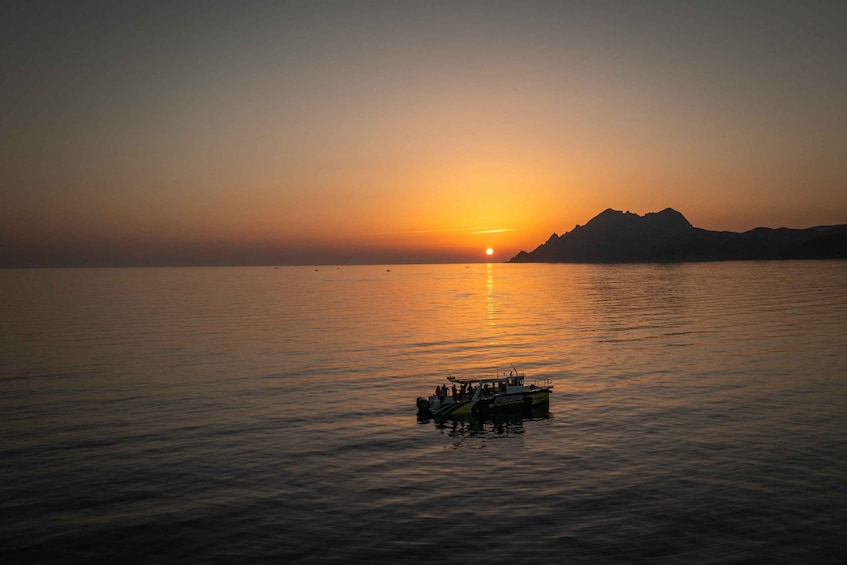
(416, 367, 552, 419)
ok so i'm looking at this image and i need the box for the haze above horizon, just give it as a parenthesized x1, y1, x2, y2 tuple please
(2, 1, 846, 267)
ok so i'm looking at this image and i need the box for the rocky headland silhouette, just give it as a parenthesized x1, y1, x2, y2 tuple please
(510, 208, 847, 263)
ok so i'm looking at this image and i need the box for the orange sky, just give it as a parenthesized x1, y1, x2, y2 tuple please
(2, 2, 846, 266)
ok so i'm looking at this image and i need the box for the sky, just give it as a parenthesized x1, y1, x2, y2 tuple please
(2, 0, 846, 267)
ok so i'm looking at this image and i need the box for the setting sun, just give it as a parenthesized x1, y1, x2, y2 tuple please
(485, 248, 494, 256)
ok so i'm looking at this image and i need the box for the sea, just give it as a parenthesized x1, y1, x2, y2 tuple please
(2, 262, 846, 564)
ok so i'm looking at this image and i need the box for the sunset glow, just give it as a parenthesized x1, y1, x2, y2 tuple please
(1, 3, 845, 267)
(486, 248, 495, 257)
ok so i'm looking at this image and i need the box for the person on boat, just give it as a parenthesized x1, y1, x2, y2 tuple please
(451, 384, 458, 401)
(435, 385, 443, 401)
(440, 384, 448, 400)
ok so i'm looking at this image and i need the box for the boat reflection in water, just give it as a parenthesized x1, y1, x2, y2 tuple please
(418, 405, 552, 442)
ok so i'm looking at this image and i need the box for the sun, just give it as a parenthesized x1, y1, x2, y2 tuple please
(485, 248, 494, 256)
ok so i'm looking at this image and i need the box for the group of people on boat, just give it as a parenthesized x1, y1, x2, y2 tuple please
(435, 382, 477, 403)
(435, 381, 496, 403)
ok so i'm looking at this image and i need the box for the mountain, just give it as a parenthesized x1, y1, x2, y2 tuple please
(509, 208, 847, 263)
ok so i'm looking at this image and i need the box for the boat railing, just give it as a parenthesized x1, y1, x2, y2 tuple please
(533, 378, 553, 389)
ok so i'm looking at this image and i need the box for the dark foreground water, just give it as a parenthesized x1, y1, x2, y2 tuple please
(2, 262, 846, 563)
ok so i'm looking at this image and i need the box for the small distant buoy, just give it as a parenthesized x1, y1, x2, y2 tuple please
(315, 269, 319, 272)
(386, 269, 391, 272)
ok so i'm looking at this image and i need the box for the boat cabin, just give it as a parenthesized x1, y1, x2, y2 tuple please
(444, 372, 531, 400)
(474, 373, 529, 397)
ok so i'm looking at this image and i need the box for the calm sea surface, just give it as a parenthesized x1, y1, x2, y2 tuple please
(2, 262, 846, 564)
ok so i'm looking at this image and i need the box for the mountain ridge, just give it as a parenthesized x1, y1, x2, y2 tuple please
(510, 208, 847, 263)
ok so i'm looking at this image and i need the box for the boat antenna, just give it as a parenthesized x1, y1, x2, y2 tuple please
(511, 363, 519, 375)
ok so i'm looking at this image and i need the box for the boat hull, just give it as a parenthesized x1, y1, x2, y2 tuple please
(417, 389, 550, 419)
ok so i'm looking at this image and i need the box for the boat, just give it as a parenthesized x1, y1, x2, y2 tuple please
(416, 366, 552, 419)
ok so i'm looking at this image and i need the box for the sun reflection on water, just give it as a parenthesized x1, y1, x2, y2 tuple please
(486, 262, 495, 327)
